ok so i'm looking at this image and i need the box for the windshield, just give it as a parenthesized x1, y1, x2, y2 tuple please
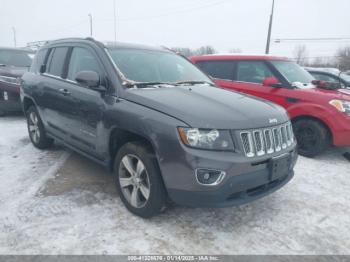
(107, 48, 212, 84)
(0, 50, 34, 67)
(271, 60, 314, 85)
(340, 73, 350, 83)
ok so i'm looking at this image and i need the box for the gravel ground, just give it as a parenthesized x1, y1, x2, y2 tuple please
(0, 115, 349, 255)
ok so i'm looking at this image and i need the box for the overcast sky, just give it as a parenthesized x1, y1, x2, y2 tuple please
(1, 0, 349, 59)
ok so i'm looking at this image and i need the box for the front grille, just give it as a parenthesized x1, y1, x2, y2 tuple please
(240, 122, 294, 157)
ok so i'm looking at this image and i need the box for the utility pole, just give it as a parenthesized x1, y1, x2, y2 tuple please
(12, 27, 17, 47)
(88, 14, 93, 37)
(265, 0, 275, 54)
(113, 0, 117, 42)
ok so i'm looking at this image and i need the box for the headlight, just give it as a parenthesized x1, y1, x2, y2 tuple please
(177, 127, 234, 151)
(329, 100, 350, 115)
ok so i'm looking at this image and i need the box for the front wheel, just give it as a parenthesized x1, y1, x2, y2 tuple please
(293, 119, 330, 157)
(26, 106, 54, 149)
(114, 141, 167, 218)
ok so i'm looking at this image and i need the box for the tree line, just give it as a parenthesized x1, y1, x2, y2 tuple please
(293, 45, 350, 71)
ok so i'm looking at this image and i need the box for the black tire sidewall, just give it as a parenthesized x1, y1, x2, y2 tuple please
(114, 141, 167, 218)
(293, 119, 330, 157)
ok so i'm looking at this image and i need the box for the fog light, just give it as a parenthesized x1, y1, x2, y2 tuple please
(195, 168, 226, 186)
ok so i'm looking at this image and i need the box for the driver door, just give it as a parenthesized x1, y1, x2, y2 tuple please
(231, 60, 291, 108)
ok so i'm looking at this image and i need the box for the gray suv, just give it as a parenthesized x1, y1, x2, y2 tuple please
(21, 38, 297, 218)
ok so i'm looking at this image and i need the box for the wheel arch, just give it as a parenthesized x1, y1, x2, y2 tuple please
(108, 127, 158, 171)
(22, 96, 36, 114)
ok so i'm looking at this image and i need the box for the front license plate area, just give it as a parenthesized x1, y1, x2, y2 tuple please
(269, 153, 291, 180)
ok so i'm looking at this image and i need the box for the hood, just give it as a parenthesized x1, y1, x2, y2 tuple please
(123, 85, 289, 129)
(298, 86, 350, 101)
(0, 66, 28, 78)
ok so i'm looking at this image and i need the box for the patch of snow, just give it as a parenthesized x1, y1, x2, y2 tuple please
(0, 116, 349, 255)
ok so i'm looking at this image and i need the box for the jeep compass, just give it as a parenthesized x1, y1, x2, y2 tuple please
(21, 38, 297, 217)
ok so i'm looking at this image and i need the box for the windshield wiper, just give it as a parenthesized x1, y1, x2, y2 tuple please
(175, 80, 215, 86)
(123, 80, 175, 88)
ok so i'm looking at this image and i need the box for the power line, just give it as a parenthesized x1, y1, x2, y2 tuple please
(275, 37, 350, 43)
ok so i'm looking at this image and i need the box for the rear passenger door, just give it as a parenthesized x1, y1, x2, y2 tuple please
(196, 60, 237, 91)
(39, 46, 74, 139)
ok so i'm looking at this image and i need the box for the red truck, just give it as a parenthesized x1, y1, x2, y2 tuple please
(191, 54, 350, 157)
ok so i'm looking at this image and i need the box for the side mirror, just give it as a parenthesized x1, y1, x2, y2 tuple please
(311, 80, 341, 90)
(75, 70, 101, 89)
(262, 77, 282, 88)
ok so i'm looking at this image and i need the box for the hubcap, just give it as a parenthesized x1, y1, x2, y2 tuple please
(28, 112, 40, 144)
(118, 154, 150, 208)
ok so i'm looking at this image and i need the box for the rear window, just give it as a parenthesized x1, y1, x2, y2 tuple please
(0, 49, 34, 67)
(196, 61, 235, 80)
(47, 47, 69, 77)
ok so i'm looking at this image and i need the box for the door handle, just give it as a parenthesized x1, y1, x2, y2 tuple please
(59, 88, 71, 96)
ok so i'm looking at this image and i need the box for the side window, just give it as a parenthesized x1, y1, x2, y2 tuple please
(197, 61, 235, 80)
(236, 61, 274, 84)
(311, 72, 338, 83)
(47, 47, 69, 77)
(30, 49, 47, 73)
(67, 47, 102, 81)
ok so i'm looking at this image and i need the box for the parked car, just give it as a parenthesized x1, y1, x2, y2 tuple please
(191, 54, 350, 157)
(306, 67, 350, 89)
(21, 38, 297, 217)
(0, 47, 35, 115)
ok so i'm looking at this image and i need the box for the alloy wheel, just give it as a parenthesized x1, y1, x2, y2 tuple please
(28, 111, 40, 144)
(118, 154, 151, 208)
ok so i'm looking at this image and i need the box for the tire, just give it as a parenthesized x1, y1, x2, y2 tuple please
(114, 141, 167, 218)
(293, 119, 330, 157)
(26, 106, 54, 149)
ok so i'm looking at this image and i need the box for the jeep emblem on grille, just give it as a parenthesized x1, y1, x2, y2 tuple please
(269, 118, 278, 124)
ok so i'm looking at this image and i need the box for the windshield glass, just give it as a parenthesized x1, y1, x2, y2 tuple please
(0, 50, 34, 67)
(271, 60, 314, 85)
(107, 48, 212, 84)
(340, 73, 350, 83)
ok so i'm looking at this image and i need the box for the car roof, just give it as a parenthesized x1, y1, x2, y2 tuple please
(42, 37, 170, 53)
(191, 54, 290, 62)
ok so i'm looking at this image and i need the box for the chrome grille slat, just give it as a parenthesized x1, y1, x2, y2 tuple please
(264, 129, 274, 154)
(240, 122, 294, 157)
(281, 125, 287, 149)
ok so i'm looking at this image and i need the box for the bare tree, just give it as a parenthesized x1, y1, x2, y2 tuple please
(293, 45, 308, 65)
(336, 46, 350, 71)
(171, 47, 195, 57)
(196, 45, 216, 55)
(228, 48, 242, 53)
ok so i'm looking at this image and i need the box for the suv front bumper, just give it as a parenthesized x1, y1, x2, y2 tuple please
(160, 144, 298, 207)
(168, 168, 294, 208)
